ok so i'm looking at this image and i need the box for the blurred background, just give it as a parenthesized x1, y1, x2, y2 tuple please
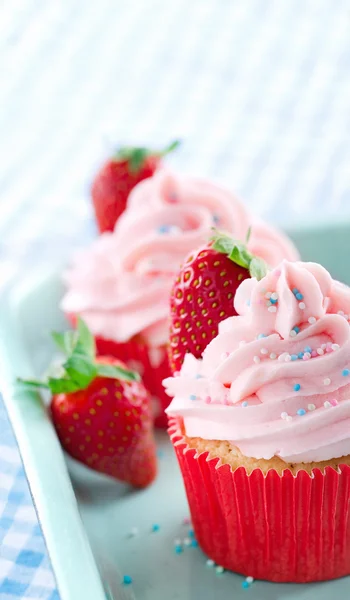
(2, 0, 350, 290)
(1, 1, 350, 597)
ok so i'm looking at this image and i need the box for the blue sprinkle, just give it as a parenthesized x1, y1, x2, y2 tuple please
(189, 394, 197, 401)
(296, 292, 303, 301)
(213, 214, 220, 224)
(157, 224, 171, 234)
(152, 524, 160, 532)
(342, 369, 350, 377)
(257, 333, 267, 339)
(292, 288, 298, 294)
(174, 545, 183, 554)
(294, 383, 301, 392)
(270, 298, 278, 304)
(293, 326, 300, 334)
(123, 575, 132, 585)
(297, 408, 306, 416)
(242, 581, 250, 589)
(304, 346, 312, 353)
(189, 529, 195, 538)
(242, 401, 248, 407)
(298, 352, 304, 359)
(291, 354, 298, 361)
(190, 539, 198, 548)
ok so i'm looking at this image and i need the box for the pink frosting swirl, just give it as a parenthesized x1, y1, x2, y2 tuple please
(62, 170, 299, 346)
(164, 261, 350, 463)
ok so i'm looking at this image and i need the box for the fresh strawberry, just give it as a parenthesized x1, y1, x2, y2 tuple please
(92, 140, 180, 233)
(19, 318, 157, 488)
(169, 231, 268, 373)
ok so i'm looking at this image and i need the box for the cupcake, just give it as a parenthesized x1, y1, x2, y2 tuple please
(164, 259, 350, 582)
(62, 169, 299, 428)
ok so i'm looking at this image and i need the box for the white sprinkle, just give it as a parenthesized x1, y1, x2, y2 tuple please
(308, 317, 316, 324)
(338, 310, 345, 316)
(174, 538, 182, 546)
(246, 576, 254, 584)
(308, 404, 316, 411)
(304, 352, 311, 359)
(265, 292, 272, 299)
(215, 565, 224, 574)
(268, 305, 277, 313)
(253, 356, 261, 364)
(286, 415, 293, 421)
(324, 401, 332, 408)
(129, 527, 139, 537)
(281, 412, 288, 420)
(299, 302, 306, 310)
(324, 377, 331, 386)
(270, 352, 277, 360)
(290, 330, 297, 337)
(260, 348, 268, 355)
(317, 348, 324, 355)
(332, 344, 340, 351)
(271, 292, 278, 301)
(206, 559, 215, 567)
(183, 538, 191, 546)
(321, 343, 327, 350)
(285, 354, 292, 362)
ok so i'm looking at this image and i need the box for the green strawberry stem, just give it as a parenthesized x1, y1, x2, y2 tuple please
(211, 229, 269, 281)
(18, 317, 139, 394)
(114, 139, 181, 174)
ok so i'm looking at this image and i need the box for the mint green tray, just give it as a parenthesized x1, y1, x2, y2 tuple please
(1, 222, 350, 600)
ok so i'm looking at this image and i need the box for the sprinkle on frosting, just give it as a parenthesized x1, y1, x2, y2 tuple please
(297, 408, 306, 416)
(294, 383, 301, 392)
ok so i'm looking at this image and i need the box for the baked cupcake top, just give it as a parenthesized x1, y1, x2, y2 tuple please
(62, 170, 299, 347)
(164, 260, 350, 463)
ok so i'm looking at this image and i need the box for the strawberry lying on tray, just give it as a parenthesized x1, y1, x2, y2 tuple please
(19, 318, 157, 488)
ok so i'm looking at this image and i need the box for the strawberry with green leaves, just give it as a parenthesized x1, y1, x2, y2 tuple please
(169, 231, 268, 373)
(19, 319, 157, 488)
(92, 140, 180, 233)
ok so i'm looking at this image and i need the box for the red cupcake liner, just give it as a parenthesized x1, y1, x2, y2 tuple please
(169, 418, 350, 583)
(95, 336, 171, 428)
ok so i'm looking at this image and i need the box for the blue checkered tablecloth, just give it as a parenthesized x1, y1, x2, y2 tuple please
(1, 1, 350, 597)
